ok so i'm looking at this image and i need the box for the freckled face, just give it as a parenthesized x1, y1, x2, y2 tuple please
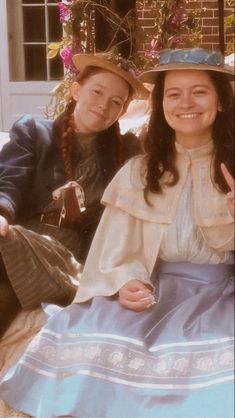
(162, 70, 221, 146)
(72, 72, 130, 134)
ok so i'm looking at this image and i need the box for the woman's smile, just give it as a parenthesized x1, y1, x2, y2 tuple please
(89, 108, 107, 120)
(176, 112, 202, 119)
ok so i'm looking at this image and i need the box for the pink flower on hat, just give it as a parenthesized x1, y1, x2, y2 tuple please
(128, 68, 140, 79)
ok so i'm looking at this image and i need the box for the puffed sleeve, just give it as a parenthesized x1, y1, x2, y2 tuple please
(73, 156, 164, 303)
(73, 205, 153, 302)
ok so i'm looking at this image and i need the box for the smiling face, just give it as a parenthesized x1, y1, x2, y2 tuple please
(162, 70, 221, 148)
(71, 71, 130, 134)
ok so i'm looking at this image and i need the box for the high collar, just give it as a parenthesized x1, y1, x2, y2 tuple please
(74, 132, 96, 146)
(175, 140, 214, 160)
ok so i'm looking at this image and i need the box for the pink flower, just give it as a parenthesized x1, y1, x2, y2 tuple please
(144, 38, 163, 60)
(58, 3, 71, 23)
(128, 68, 140, 79)
(60, 46, 73, 69)
(60, 45, 81, 75)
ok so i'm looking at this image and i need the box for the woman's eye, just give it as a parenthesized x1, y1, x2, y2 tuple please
(93, 89, 101, 95)
(194, 90, 207, 95)
(167, 93, 180, 99)
(112, 99, 122, 106)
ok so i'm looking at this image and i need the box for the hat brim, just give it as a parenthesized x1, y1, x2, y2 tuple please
(139, 62, 234, 84)
(72, 54, 149, 100)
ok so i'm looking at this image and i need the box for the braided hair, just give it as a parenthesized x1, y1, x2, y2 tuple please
(59, 98, 76, 180)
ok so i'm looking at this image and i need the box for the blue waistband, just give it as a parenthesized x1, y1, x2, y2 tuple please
(156, 260, 234, 284)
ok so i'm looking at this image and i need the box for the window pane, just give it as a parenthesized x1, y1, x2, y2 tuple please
(23, 6, 45, 42)
(7, 1, 63, 81)
(24, 45, 47, 80)
(22, 0, 45, 3)
(49, 55, 64, 80)
(48, 6, 62, 42)
(22, 1, 59, 3)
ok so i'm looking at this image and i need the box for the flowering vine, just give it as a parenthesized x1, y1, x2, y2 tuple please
(49, 0, 204, 71)
(48, 0, 140, 73)
(139, 0, 204, 67)
(46, 0, 203, 117)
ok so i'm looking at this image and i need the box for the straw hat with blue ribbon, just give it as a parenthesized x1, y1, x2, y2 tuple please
(140, 48, 234, 83)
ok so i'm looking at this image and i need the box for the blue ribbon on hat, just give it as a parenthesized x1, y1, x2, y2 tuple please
(159, 48, 224, 67)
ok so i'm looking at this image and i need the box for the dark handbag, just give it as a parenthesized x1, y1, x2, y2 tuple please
(40, 181, 86, 228)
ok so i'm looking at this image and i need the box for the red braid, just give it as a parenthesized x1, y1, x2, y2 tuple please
(59, 99, 76, 180)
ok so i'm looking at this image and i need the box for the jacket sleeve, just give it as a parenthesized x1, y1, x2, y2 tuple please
(73, 204, 153, 303)
(0, 115, 37, 221)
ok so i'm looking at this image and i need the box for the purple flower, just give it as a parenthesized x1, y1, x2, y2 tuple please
(144, 38, 164, 60)
(60, 45, 81, 75)
(58, 3, 71, 23)
(60, 46, 73, 69)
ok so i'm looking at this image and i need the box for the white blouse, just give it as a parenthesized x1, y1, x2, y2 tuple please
(159, 170, 233, 264)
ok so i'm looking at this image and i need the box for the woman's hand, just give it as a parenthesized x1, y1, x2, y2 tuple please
(118, 279, 156, 312)
(0, 215, 9, 237)
(221, 163, 235, 218)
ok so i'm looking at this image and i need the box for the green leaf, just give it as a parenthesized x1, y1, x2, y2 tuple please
(47, 49, 59, 59)
(48, 42, 63, 50)
(225, 14, 234, 27)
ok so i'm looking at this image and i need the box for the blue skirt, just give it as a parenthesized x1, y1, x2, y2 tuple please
(0, 261, 234, 418)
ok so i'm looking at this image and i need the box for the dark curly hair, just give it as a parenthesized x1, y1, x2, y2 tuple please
(143, 70, 234, 202)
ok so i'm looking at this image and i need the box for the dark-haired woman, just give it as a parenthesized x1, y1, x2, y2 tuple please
(0, 53, 148, 337)
(0, 48, 234, 418)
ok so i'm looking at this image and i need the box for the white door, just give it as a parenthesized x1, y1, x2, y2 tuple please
(0, 0, 63, 131)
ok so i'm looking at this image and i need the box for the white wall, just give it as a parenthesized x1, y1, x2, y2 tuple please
(0, 132, 10, 149)
(0, 0, 10, 131)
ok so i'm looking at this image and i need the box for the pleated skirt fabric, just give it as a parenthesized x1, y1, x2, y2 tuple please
(0, 261, 234, 418)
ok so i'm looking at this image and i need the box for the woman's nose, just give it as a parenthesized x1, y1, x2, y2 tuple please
(98, 99, 108, 110)
(180, 92, 194, 108)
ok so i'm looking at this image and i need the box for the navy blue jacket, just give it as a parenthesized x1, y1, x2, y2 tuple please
(0, 115, 141, 261)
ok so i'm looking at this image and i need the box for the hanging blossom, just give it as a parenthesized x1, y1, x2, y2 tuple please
(48, 0, 85, 70)
(143, 0, 203, 66)
(145, 39, 164, 60)
(58, 0, 78, 23)
(60, 45, 81, 74)
(60, 0, 76, 4)
(58, 4, 70, 24)
(60, 45, 73, 69)
(58, 2, 72, 23)
(167, 4, 188, 34)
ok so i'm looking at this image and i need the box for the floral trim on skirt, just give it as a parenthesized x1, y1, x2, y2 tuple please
(0, 261, 234, 418)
